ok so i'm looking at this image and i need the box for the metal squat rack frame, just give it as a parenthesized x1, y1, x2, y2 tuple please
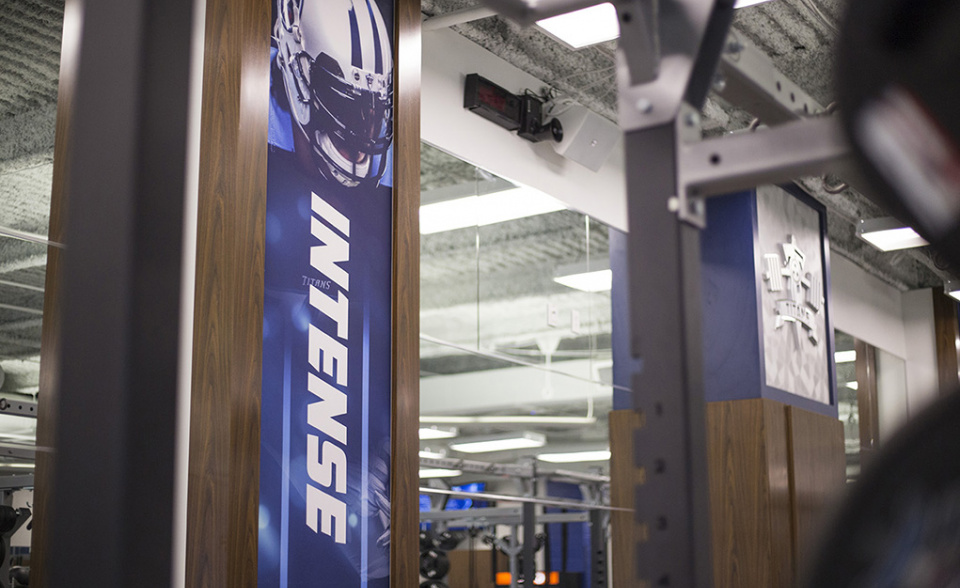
(468, 0, 854, 585)
(419, 456, 617, 588)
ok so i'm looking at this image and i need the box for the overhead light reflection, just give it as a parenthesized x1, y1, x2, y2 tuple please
(449, 431, 546, 453)
(835, 350, 856, 364)
(420, 187, 565, 234)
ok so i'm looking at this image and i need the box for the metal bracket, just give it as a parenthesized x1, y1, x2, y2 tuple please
(715, 31, 826, 125)
(0, 476, 32, 490)
(0, 399, 37, 419)
(679, 115, 850, 198)
(0, 445, 35, 462)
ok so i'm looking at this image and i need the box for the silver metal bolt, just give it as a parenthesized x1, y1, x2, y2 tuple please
(690, 198, 705, 217)
(725, 40, 743, 54)
(712, 72, 727, 93)
(635, 98, 653, 113)
(684, 111, 700, 127)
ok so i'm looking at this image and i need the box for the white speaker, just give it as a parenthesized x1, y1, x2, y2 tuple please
(551, 104, 621, 172)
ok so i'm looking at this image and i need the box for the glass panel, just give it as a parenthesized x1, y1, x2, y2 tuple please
(419, 142, 614, 480)
(0, 232, 47, 451)
(876, 349, 909, 442)
(834, 330, 859, 482)
(0, 1, 63, 537)
(419, 336, 612, 473)
(420, 143, 481, 347)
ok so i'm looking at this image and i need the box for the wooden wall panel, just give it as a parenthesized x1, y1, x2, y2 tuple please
(390, 0, 421, 584)
(31, 0, 78, 582)
(933, 287, 960, 396)
(786, 406, 845, 576)
(185, 0, 270, 584)
(609, 409, 644, 588)
(446, 549, 498, 588)
(854, 338, 880, 469)
(706, 399, 793, 588)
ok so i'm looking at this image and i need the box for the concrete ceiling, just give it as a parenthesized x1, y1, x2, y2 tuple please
(0, 0, 954, 467)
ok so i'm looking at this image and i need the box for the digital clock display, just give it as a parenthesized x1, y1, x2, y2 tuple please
(464, 73, 521, 131)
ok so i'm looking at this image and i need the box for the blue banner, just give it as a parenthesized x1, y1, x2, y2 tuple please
(259, 0, 394, 585)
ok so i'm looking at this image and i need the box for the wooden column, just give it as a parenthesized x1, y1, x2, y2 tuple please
(30, 0, 79, 583)
(933, 287, 960, 396)
(391, 0, 422, 583)
(707, 399, 793, 588)
(785, 406, 845, 574)
(609, 410, 645, 588)
(704, 399, 844, 587)
(184, 0, 270, 584)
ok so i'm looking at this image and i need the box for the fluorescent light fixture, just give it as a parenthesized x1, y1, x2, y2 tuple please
(858, 217, 929, 251)
(419, 468, 463, 479)
(733, 0, 778, 8)
(538, 449, 611, 463)
(419, 449, 447, 459)
(536, 3, 619, 50)
(419, 426, 458, 440)
(946, 280, 960, 302)
(554, 269, 612, 292)
(420, 187, 566, 234)
(846, 381, 859, 390)
(0, 463, 34, 469)
(835, 350, 857, 364)
(449, 431, 547, 453)
(536, 0, 766, 50)
(421, 415, 597, 426)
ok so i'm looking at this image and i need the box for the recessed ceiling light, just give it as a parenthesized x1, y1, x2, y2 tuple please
(536, 3, 619, 50)
(733, 0, 778, 8)
(420, 186, 565, 234)
(858, 217, 929, 251)
(535, 0, 775, 51)
(419, 468, 463, 479)
(419, 449, 447, 459)
(537, 449, 611, 463)
(419, 426, 458, 440)
(421, 415, 597, 425)
(835, 350, 856, 364)
(946, 280, 960, 303)
(449, 431, 547, 453)
(553, 269, 612, 292)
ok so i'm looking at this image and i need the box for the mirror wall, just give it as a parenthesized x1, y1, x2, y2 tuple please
(417, 142, 616, 586)
(419, 142, 614, 479)
(834, 329, 909, 482)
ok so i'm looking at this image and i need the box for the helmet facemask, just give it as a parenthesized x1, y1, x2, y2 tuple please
(294, 52, 393, 187)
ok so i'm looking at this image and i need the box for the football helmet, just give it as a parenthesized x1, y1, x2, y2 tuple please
(275, 0, 393, 187)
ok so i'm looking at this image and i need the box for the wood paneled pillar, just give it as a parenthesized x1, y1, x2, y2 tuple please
(707, 399, 793, 588)
(391, 0, 421, 583)
(609, 410, 645, 588)
(184, 0, 270, 584)
(33, 0, 419, 583)
(933, 287, 960, 396)
(704, 399, 844, 587)
(30, 0, 77, 583)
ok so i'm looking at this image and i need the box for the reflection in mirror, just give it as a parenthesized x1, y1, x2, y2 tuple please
(420, 142, 612, 473)
(834, 330, 859, 481)
(418, 143, 615, 586)
(0, 0, 63, 561)
(835, 330, 910, 483)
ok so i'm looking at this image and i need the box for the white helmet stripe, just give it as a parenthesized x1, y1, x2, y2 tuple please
(363, 0, 384, 74)
(351, 0, 377, 73)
